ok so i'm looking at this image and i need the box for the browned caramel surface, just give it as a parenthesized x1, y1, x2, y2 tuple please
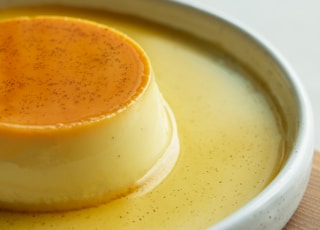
(0, 17, 148, 126)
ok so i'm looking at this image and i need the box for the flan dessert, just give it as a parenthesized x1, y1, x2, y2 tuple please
(0, 6, 286, 229)
(0, 16, 179, 212)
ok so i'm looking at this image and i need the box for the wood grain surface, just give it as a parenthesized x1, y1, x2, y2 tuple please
(284, 150, 320, 229)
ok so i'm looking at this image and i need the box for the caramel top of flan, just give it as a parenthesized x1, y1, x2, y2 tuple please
(0, 17, 149, 127)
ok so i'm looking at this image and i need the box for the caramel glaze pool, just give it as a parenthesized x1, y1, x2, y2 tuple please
(0, 6, 286, 229)
(0, 17, 148, 126)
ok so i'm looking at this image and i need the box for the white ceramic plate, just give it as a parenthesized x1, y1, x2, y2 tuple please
(0, 0, 314, 229)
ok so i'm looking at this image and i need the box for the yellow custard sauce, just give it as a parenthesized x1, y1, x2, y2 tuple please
(0, 6, 285, 229)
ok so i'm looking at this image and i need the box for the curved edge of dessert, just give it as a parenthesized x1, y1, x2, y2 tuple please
(0, 99, 179, 212)
(129, 100, 180, 198)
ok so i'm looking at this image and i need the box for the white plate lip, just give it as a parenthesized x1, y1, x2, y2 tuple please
(166, 1, 315, 229)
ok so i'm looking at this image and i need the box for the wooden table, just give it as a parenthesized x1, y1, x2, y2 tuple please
(284, 150, 320, 229)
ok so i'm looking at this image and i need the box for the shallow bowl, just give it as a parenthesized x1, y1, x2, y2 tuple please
(0, 0, 314, 229)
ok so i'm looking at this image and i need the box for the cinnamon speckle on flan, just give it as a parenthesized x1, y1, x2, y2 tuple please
(0, 17, 149, 126)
